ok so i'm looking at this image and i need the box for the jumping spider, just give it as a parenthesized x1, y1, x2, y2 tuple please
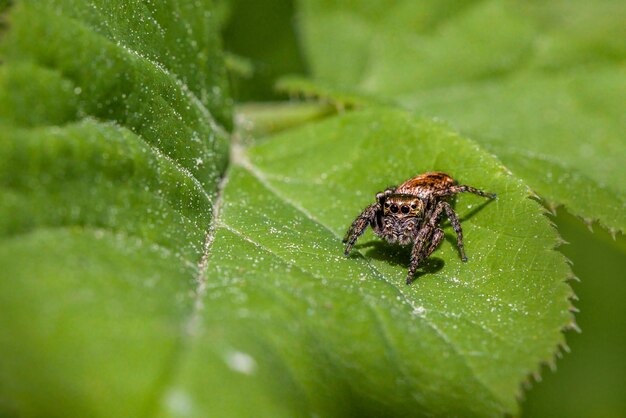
(342, 172, 496, 284)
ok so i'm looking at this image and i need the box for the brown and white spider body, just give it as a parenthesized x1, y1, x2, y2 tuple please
(342, 172, 496, 284)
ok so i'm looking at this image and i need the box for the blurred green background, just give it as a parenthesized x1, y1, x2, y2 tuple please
(219, 1, 626, 416)
(522, 210, 626, 418)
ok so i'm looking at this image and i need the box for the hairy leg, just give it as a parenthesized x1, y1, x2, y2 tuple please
(438, 201, 467, 261)
(425, 227, 445, 258)
(434, 185, 496, 199)
(407, 224, 434, 284)
(343, 203, 379, 255)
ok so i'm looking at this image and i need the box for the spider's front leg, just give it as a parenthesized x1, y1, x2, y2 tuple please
(406, 213, 447, 284)
(422, 200, 469, 261)
(424, 228, 445, 259)
(342, 203, 380, 256)
(343, 189, 393, 255)
(407, 225, 445, 284)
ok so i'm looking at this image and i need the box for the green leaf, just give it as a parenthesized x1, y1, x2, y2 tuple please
(0, 1, 231, 190)
(0, 2, 574, 417)
(293, 0, 626, 233)
(0, 1, 227, 416)
(161, 109, 574, 417)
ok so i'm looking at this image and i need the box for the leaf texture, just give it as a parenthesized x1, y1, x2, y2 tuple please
(293, 0, 626, 233)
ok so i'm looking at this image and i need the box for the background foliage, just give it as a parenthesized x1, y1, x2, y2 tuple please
(1, 0, 624, 417)
(224, 1, 625, 416)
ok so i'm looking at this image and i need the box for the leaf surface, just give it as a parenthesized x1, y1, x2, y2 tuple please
(0, 2, 574, 417)
(160, 109, 574, 417)
(293, 0, 626, 233)
(0, 1, 227, 416)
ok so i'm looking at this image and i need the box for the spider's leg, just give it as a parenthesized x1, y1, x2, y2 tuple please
(434, 185, 496, 199)
(406, 205, 450, 284)
(439, 201, 467, 262)
(424, 227, 445, 258)
(342, 203, 374, 243)
(406, 222, 436, 284)
(343, 203, 379, 255)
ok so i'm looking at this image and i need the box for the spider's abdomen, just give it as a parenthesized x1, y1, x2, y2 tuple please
(396, 171, 456, 198)
(377, 216, 420, 245)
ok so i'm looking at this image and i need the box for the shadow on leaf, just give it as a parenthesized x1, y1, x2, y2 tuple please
(354, 240, 445, 279)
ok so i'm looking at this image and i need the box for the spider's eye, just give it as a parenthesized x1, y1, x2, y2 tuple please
(401, 205, 410, 214)
(411, 203, 417, 210)
(390, 204, 398, 213)
(384, 201, 390, 207)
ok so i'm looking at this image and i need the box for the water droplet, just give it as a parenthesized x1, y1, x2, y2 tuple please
(224, 351, 257, 375)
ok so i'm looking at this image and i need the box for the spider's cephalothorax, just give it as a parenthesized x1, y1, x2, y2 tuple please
(342, 172, 496, 284)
